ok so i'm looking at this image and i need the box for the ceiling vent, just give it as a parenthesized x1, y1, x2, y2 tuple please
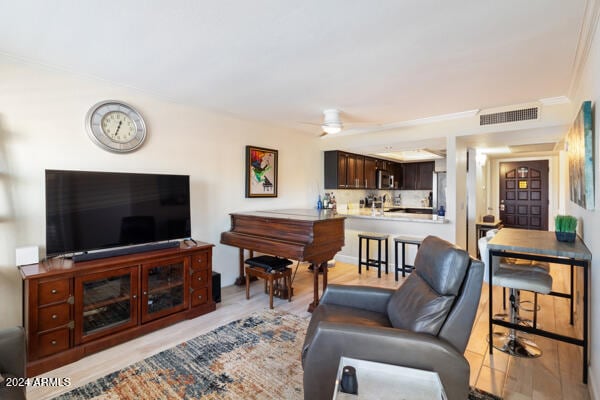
(479, 107, 538, 126)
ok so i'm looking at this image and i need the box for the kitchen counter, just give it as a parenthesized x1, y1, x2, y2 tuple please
(336, 209, 447, 224)
(332, 207, 453, 268)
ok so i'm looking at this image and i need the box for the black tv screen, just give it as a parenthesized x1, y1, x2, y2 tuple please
(46, 170, 191, 257)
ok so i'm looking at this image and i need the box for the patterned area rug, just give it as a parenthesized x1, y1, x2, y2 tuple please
(56, 310, 501, 399)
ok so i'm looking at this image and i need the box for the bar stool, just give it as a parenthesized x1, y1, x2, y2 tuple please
(358, 232, 389, 278)
(479, 235, 552, 357)
(486, 229, 550, 326)
(393, 235, 425, 280)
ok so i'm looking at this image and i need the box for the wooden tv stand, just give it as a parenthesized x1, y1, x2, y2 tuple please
(20, 242, 216, 377)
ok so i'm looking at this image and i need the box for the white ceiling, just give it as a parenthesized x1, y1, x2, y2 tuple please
(0, 0, 591, 143)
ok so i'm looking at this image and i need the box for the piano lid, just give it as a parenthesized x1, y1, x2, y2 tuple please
(229, 208, 345, 221)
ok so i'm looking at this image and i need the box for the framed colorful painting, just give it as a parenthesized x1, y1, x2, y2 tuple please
(567, 101, 594, 210)
(245, 146, 278, 198)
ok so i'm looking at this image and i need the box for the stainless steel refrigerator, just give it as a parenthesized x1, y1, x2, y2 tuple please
(432, 171, 447, 213)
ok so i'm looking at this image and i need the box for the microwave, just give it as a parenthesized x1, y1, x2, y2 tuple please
(377, 170, 394, 189)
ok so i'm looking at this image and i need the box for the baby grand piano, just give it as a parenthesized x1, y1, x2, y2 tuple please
(220, 209, 345, 311)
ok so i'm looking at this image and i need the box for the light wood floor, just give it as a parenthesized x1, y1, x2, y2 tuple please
(28, 261, 590, 400)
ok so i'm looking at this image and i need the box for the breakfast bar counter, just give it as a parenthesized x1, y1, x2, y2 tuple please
(333, 209, 453, 267)
(336, 209, 447, 224)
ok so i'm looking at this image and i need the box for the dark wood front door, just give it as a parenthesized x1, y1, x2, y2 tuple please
(499, 160, 549, 230)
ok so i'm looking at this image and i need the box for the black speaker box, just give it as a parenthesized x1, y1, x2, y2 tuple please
(212, 271, 221, 303)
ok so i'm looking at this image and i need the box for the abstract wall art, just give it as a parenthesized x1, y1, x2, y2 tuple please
(245, 145, 278, 198)
(567, 100, 594, 210)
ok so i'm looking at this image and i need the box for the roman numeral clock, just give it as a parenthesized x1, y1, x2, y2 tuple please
(85, 100, 147, 153)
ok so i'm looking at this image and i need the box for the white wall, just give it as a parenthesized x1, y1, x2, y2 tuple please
(0, 59, 320, 328)
(452, 136, 468, 249)
(565, 13, 600, 398)
(466, 147, 480, 257)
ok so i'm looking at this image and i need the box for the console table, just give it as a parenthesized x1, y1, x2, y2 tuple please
(20, 242, 216, 376)
(333, 357, 447, 399)
(476, 220, 503, 238)
(475, 219, 503, 258)
(487, 228, 591, 383)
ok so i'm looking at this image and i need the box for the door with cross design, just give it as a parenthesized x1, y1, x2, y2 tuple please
(499, 160, 549, 230)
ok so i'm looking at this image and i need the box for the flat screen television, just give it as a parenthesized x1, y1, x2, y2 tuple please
(46, 170, 191, 259)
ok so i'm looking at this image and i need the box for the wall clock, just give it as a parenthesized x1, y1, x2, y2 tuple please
(85, 100, 147, 153)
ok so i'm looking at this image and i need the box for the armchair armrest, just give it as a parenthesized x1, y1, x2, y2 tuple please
(303, 322, 469, 400)
(0, 326, 25, 378)
(320, 284, 395, 314)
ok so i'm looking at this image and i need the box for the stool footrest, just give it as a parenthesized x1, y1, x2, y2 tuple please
(363, 259, 386, 267)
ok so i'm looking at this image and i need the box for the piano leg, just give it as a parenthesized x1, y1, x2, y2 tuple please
(235, 248, 254, 286)
(308, 261, 328, 312)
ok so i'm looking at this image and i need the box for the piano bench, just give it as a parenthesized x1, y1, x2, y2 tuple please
(245, 256, 293, 309)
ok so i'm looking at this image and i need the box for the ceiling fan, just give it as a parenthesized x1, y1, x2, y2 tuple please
(302, 109, 381, 137)
(319, 109, 343, 137)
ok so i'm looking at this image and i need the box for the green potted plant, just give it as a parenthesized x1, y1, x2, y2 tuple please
(554, 215, 577, 242)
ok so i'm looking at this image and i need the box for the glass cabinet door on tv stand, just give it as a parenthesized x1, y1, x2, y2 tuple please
(141, 257, 189, 323)
(74, 266, 139, 345)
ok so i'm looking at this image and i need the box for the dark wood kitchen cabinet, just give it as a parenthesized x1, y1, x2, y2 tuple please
(391, 162, 403, 189)
(364, 156, 378, 189)
(401, 163, 417, 190)
(347, 153, 365, 188)
(401, 161, 434, 190)
(376, 159, 390, 171)
(417, 161, 435, 190)
(325, 151, 432, 190)
(325, 150, 366, 189)
(324, 150, 345, 189)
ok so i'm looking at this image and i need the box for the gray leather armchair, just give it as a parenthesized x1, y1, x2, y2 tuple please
(0, 326, 26, 400)
(302, 236, 484, 400)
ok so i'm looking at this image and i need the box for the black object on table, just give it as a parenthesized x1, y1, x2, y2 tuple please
(340, 365, 358, 394)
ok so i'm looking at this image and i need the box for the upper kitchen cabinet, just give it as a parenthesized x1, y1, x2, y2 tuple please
(364, 157, 378, 189)
(324, 150, 345, 189)
(347, 153, 365, 188)
(401, 161, 434, 190)
(376, 159, 392, 171)
(417, 161, 435, 190)
(324, 151, 366, 189)
(391, 162, 403, 189)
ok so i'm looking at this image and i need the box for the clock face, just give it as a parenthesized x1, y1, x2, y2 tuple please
(101, 111, 136, 143)
(86, 101, 146, 153)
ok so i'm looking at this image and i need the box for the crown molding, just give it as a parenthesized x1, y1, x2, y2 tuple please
(568, 0, 600, 98)
(539, 96, 571, 106)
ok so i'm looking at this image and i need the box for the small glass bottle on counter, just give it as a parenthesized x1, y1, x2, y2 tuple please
(437, 205, 445, 221)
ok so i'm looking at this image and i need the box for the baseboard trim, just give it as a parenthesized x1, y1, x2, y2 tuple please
(589, 365, 598, 400)
(334, 254, 404, 270)
(334, 254, 357, 266)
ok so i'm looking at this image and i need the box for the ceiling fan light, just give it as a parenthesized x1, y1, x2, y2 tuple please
(322, 124, 342, 134)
